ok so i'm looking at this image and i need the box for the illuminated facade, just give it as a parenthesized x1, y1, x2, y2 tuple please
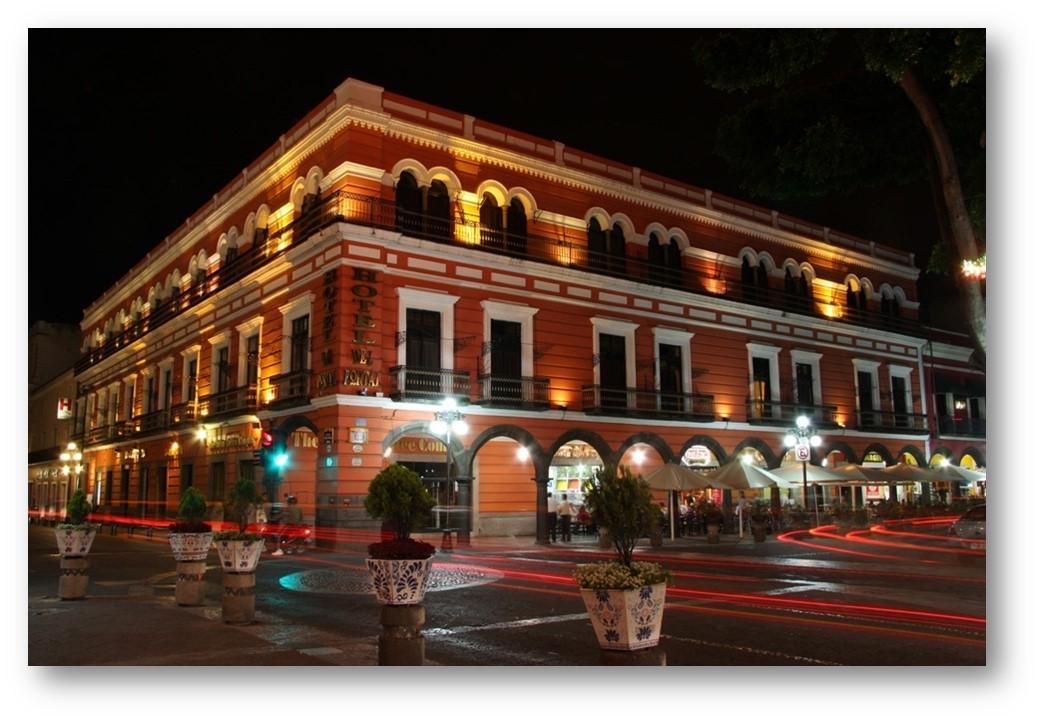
(67, 78, 984, 540)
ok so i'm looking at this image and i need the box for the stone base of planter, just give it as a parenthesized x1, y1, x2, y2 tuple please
(222, 572, 255, 624)
(59, 557, 89, 600)
(600, 647, 668, 666)
(176, 561, 207, 606)
(580, 583, 667, 651)
(598, 530, 613, 549)
(378, 604, 425, 666)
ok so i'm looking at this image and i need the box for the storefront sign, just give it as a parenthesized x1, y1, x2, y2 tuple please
(56, 398, 72, 419)
(206, 432, 254, 453)
(290, 430, 318, 448)
(682, 445, 714, 467)
(392, 437, 447, 455)
(865, 485, 884, 500)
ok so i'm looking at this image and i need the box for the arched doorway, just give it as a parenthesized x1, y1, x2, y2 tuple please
(469, 434, 540, 536)
(548, 439, 605, 518)
(383, 431, 458, 531)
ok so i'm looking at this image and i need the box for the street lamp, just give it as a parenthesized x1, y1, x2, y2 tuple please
(430, 397, 468, 529)
(784, 415, 823, 526)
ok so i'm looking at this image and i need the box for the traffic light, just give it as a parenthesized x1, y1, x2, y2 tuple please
(256, 430, 275, 467)
(258, 430, 289, 474)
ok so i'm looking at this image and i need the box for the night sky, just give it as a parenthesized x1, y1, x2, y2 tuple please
(29, 29, 957, 330)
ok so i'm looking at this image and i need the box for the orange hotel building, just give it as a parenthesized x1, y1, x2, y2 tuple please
(64, 78, 985, 542)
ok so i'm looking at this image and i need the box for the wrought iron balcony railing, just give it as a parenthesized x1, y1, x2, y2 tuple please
(745, 400, 840, 427)
(133, 409, 170, 435)
(265, 370, 312, 408)
(199, 385, 258, 418)
(936, 416, 986, 437)
(582, 386, 715, 421)
(477, 375, 550, 409)
(169, 401, 198, 425)
(854, 410, 929, 432)
(389, 366, 471, 404)
(76, 188, 925, 375)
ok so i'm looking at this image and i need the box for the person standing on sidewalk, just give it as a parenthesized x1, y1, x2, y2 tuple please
(558, 494, 574, 542)
(546, 492, 558, 543)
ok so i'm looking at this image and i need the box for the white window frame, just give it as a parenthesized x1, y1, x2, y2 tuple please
(157, 357, 175, 410)
(591, 317, 639, 407)
(747, 343, 781, 419)
(180, 344, 202, 405)
(652, 327, 693, 394)
(279, 293, 315, 375)
(236, 316, 264, 394)
(888, 364, 914, 415)
(790, 349, 824, 406)
(108, 381, 121, 426)
(123, 373, 137, 420)
(480, 300, 538, 377)
(86, 392, 97, 429)
(209, 330, 231, 395)
(397, 287, 460, 370)
(852, 359, 883, 425)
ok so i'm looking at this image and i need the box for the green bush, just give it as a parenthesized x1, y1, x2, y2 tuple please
(582, 465, 656, 568)
(365, 464, 435, 541)
(222, 478, 262, 536)
(63, 489, 92, 527)
(749, 499, 772, 523)
(178, 487, 208, 524)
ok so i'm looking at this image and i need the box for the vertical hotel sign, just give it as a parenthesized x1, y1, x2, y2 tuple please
(316, 267, 380, 390)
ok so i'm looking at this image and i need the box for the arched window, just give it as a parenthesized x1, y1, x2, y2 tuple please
(784, 267, 797, 296)
(846, 280, 858, 309)
(666, 237, 682, 287)
(480, 193, 504, 248)
(756, 260, 769, 289)
(395, 171, 423, 234)
(741, 256, 755, 286)
(647, 232, 664, 284)
(588, 218, 607, 271)
(608, 223, 626, 276)
(859, 285, 868, 310)
(425, 180, 452, 240)
(505, 197, 527, 255)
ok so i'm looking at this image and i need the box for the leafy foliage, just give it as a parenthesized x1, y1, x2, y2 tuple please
(225, 478, 262, 535)
(582, 465, 657, 568)
(177, 486, 209, 525)
(367, 538, 436, 560)
(364, 464, 435, 541)
(698, 499, 724, 524)
(574, 561, 671, 590)
(64, 488, 91, 526)
(749, 499, 772, 523)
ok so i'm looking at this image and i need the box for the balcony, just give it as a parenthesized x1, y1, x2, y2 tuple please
(937, 416, 986, 437)
(169, 401, 198, 426)
(265, 371, 311, 409)
(582, 386, 715, 421)
(75, 188, 925, 375)
(389, 366, 470, 404)
(477, 375, 550, 410)
(745, 400, 840, 428)
(133, 409, 170, 435)
(199, 385, 258, 419)
(854, 410, 929, 433)
(84, 423, 124, 445)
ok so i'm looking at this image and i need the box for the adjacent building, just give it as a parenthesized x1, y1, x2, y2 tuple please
(66, 78, 985, 541)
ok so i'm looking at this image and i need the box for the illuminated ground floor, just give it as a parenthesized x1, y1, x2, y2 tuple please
(38, 399, 985, 539)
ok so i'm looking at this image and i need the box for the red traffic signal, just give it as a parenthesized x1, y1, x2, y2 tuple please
(261, 431, 274, 448)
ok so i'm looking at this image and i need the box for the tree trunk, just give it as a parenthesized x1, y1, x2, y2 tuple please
(899, 69, 986, 358)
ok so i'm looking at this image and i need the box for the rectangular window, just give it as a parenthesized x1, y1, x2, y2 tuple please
(490, 320, 522, 401)
(120, 467, 130, 515)
(658, 343, 683, 411)
(163, 368, 173, 410)
(217, 347, 231, 393)
(182, 463, 194, 490)
(127, 378, 136, 419)
(210, 462, 226, 503)
(290, 315, 310, 372)
(795, 362, 815, 408)
(239, 459, 255, 485)
(246, 334, 260, 387)
(752, 356, 773, 418)
(144, 376, 155, 414)
(405, 309, 441, 394)
(858, 370, 876, 426)
(891, 375, 908, 427)
(599, 333, 628, 408)
(187, 359, 198, 402)
(104, 470, 113, 505)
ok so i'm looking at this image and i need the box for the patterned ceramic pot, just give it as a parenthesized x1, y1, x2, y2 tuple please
(215, 538, 264, 572)
(55, 526, 98, 558)
(579, 582, 667, 651)
(366, 557, 434, 605)
(169, 532, 214, 561)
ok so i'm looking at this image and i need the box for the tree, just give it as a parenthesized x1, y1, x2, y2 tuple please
(582, 465, 657, 568)
(693, 29, 985, 357)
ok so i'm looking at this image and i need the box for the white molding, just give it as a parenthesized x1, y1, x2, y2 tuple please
(591, 317, 638, 391)
(480, 300, 538, 377)
(208, 330, 231, 347)
(888, 364, 915, 415)
(790, 349, 824, 406)
(852, 359, 882, 412)
(279, 292, 315, 375)
(652, 327, 694, 394)
(179, 343, 202, 357)
(925, 341, 976, 363)
(396, 287, 460, 370)
(747, 343, 781, 404)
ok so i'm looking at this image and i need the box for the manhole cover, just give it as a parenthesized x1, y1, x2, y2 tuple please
(279, 564, 503, 596)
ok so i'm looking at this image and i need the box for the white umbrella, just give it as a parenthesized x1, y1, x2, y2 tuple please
(643, 463, 714, 540)
(707, 460, 784, 539)
(925, 464, 987, 483)
(769, 463, 849, 485)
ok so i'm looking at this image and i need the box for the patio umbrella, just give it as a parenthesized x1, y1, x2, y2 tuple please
(643, 463, 714, 539)
(923, 464, 987, 483)
(708, 459, 784, 490)
(884, 463, 935, 482)
(768, 463, 849, 485)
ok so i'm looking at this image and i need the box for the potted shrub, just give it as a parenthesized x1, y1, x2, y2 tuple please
(364, 464, 436, 606)
(852, 507, 870, 530)
(55, 488, 99, 600)
(168, 487, 213, 606)
(213, 479, 264, 624)
(699, 499, 724, 543)
(574, 466, 671, 651)
(749, 499, 771, 542)
(832, 501, 853, 533)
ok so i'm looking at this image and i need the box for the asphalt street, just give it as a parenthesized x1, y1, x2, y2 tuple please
(28, 520, 985, 666)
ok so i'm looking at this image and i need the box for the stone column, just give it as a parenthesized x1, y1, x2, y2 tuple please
(175, 561, 207, 606)
(378, 604, 425, 666)
(456, 477, 472, 546)
(535, 477, 549, 544)
(222, 572, 255, 624)
(59, 557, 89, 600)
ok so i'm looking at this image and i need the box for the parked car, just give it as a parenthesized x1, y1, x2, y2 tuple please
(950, 504, 986, 549)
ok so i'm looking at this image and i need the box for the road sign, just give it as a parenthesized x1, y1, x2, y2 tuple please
(795, 443, 811, 461)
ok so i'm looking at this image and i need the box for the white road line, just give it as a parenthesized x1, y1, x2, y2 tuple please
(426, 612, 590, 637)
(660, 634, 841, 665)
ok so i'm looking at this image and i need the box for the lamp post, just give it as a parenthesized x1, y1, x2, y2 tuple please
(430, 398, 468, 531)
(59, 441, 84, 516)
(784, 415, 823, 527)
